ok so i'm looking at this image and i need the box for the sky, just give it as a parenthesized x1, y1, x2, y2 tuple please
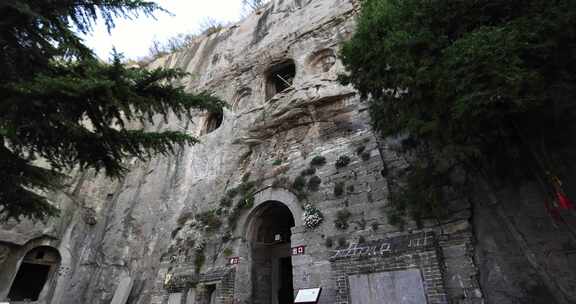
(81, 0, 245, 61)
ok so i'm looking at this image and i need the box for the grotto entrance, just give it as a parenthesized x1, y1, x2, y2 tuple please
(248, 201, 295, 304)
(7, 246, 61, 302)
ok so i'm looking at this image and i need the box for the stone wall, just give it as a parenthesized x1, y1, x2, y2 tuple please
(331, 232, 448, 304)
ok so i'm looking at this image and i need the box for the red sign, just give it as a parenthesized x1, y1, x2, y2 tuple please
(229, 257, 240, 265)
(291, 245, 305, 256)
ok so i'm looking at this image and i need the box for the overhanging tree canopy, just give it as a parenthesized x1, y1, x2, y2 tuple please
(0, 0, 226, 221)
(340, 0, 576, 225)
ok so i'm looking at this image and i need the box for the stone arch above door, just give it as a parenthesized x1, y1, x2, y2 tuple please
(241, 188, 303, 240)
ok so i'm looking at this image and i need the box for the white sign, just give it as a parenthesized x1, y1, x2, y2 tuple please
(294, 288, 322, 303)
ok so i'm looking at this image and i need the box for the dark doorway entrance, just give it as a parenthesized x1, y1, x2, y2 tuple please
(8, 263, 51, 301)
(278, 257, 294, 304)
(249, 201, 295, 304)
(7, 246, 61, 302)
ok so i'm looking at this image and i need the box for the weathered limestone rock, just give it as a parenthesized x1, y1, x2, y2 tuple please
(111, 277, 134, 304)
(0, 1, 574, 304)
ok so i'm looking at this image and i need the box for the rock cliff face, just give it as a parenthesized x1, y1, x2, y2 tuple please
(1, 1, 575, 304)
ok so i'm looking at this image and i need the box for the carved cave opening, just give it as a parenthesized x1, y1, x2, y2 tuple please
(232, 88, 253, 112)
(202, 111, 223, 135)
(265, 60, 296, 100)
(7, 246, 61, 302)
(206, 284, 216, 304)
(248, 201, 295, 304)
(307, 49, 336, 73)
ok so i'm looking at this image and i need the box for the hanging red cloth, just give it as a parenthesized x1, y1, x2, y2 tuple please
(556, 191, 574, 209)
(548, 174, 574, 210)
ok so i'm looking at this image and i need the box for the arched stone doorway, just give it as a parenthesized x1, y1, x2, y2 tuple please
(247, 201, 295, 304)
(7, 246, 61, 302)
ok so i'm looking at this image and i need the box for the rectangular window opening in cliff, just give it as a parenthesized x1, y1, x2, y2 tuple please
(266, 60, 296, 100)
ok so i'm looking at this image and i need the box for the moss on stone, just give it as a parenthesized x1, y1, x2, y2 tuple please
(334, 182, 345, 197)
(335, 155, 351, 169)
(360, 151, 371, 161)
(176, 212, 193, 226)
(194, 250, 205, 273)
(196, 210, 222, 231)
(310, 156, 326, 167)
(292, 176, 306, 191)
(307, 175, 322, 191)
(300, 167, 316, 176)
(334, 209, 351, 230)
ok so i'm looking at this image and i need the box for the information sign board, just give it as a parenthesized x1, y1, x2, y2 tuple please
(294, 287, 322, 303)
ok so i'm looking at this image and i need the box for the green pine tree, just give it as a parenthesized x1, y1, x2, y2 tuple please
(0, 1, 226, 221)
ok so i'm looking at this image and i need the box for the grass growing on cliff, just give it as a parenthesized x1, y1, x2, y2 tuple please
(335, 155, 351, 169)
(194, 250, 206, 273)
(307, 176, 322, 192)
(224, 178, 258, 229)
(310, 156, 327, 167)
(334, 209, 351, 230)
(196, 210, 222, 231)
(334, 182, 345, 197)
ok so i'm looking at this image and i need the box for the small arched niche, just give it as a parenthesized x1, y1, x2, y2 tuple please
(232, 88, 253, 112)
(247, 201, 295, 304)
(307, 48, 336, 74)
(265, 60, 296, 100)
(201, 111, 224, 135)
(8, 246, 61, 302)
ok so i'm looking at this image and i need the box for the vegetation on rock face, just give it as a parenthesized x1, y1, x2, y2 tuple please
(220, 196, 233, 207)
(292, 176, 307, 191)
(335, 155, 351, 169)
(337, 237, 347, 248)
(341, 0, 576, 225)
(307, 175, 322, 192)
(325, 237, 333, 248)
(196, 210, 222, 231)
(224, 178, 258, 229)
(310, 156, 327, 167)
(271, 177, 291, 189)
(346, 185, 355, 193)
(0, 0, 225, 221)
(223, 247, 233, 257)
(300, 167, 316, 176)
(334, 209, 351, 230)
(334, 182, 345, 197)
(193, 249, 206, 273)
(177, 212, 194, 226)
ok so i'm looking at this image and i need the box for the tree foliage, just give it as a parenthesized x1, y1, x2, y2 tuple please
(242, 0, 268, 15)
(0, 1, 225, 221)
(341, 0, 576, 224)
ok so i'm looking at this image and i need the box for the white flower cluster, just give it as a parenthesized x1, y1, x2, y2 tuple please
(302, 204, 324, 230)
